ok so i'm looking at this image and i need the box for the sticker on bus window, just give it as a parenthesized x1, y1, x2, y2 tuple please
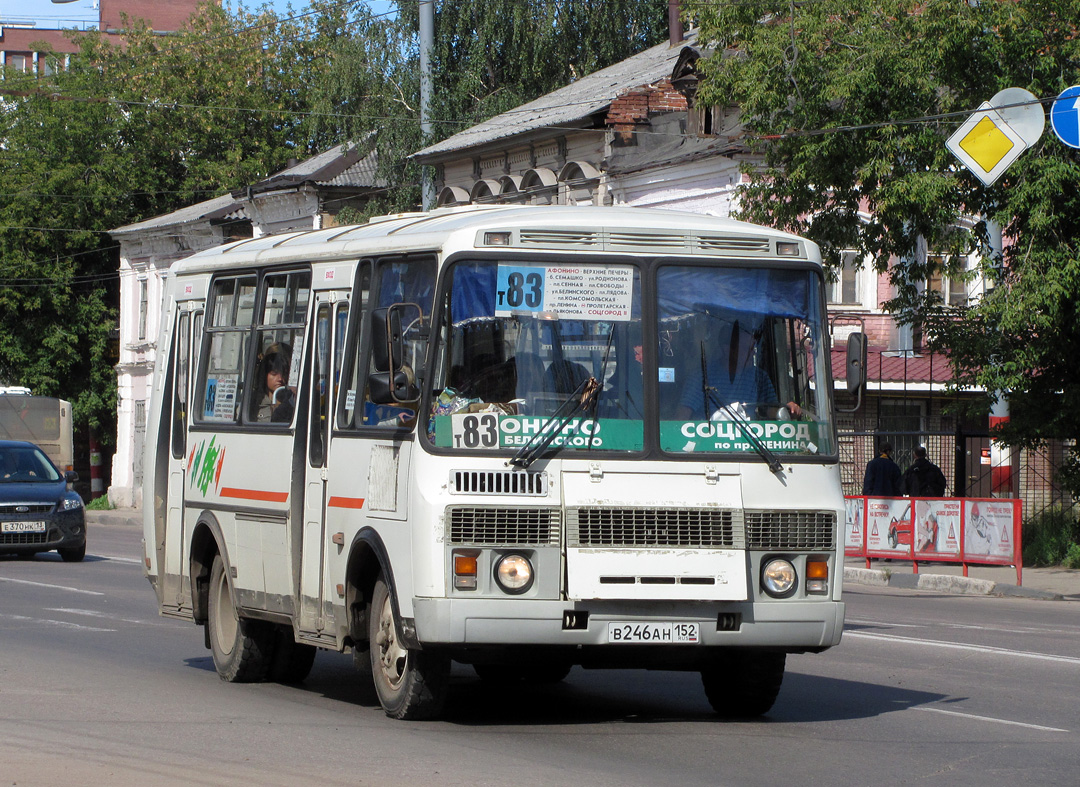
(434, 413, 643, 451)
(203, 376, 238, 421)
(661, 420, 822, 454)
(494, 264, 634, 321)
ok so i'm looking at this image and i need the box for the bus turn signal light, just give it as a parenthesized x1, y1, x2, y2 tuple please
(806, 560, 828, 594)
(454, 552, 478, 590)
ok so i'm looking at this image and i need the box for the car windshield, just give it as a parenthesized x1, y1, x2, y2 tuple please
(426, 260, 644, 455)
(0, 446, 62, 483)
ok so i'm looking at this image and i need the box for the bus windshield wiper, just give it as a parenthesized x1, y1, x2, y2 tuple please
(508, 376, 600, 469)
(700, 342, 783, 475)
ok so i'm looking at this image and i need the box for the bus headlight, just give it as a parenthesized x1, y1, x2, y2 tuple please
(761, 558, 797, 598)
(494, 554, 533, 594)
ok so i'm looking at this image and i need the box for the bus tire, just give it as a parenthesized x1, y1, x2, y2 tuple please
(208, 554, 274, 683)
(701, 651, 785, 718)
(268, 626, 318, 684)
(368, 577, 449, 720)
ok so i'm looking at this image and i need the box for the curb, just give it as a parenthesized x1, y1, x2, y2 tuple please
(85, 510, 142, 528)
(843, 567, 1064, 601)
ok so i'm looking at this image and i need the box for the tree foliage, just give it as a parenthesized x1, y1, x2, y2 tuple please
(693, 0, 1080, 491)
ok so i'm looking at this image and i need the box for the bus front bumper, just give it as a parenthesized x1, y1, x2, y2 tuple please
(410, 597, 845, 652)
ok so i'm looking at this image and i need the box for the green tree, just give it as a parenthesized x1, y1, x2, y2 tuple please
(692, 0, 1080, 491)
(0, 2, 355, 437)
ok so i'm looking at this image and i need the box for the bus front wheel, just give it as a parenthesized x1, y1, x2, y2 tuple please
(368, 577, 449, 720)
(207, 554, 275, 682)
(701, 650, 786, 717)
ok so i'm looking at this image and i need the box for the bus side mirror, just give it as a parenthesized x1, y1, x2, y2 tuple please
(846, 332, 867, 393)
(370, 307, 402, 373)
(841, 332, 867, 412)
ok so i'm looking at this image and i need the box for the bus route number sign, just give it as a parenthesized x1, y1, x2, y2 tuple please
(494, 264, 634, 321)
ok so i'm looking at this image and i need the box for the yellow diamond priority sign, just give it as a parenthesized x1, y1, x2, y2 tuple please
(947, 101, 1028, 186)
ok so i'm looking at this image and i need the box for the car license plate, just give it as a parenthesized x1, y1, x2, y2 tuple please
(1, 521, 46, 533)
(607, 622, 699, 644)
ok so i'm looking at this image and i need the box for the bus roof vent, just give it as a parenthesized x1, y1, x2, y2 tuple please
(696, 234, 772, 254)
(605, 231, 691, 251)
(450, 470, 549, 497)
(518, 229, 601, 248)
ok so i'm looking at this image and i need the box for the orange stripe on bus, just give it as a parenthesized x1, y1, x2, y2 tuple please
(328, 496, 366, 510)
(219, 487, 289, 503)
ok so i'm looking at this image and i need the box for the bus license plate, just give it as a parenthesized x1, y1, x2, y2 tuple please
(1, 521, 46, 533)
(607, 622, 699, 644)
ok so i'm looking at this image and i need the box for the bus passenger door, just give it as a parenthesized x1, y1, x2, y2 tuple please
(299, 294, 348, 634)
(163, 309, 193, 612)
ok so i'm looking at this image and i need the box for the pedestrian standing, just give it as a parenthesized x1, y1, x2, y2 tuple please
(902, 445, 947, 497)
(862, 442, 903, 496)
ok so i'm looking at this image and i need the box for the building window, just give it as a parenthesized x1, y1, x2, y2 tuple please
(877, 398, 927, 466)
(5, 53, 30, 72)
(829, 251, 863, 306)
(138, 279, 148, 341)
(927, 253, 967, 307)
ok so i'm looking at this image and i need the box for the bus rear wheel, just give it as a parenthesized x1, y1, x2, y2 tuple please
(701, 651, 786, 718)
(368, 577, 449, 720)
(207, 554, 274, 682)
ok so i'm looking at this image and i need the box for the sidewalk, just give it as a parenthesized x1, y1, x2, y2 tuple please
(88, 508, 1079, 602)
(844, 556, 1080, 602)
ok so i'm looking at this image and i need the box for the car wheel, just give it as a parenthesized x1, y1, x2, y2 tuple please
(207, 554, 274, 682)
(368, 576, 449, 720)
(58, 541, 86, 562)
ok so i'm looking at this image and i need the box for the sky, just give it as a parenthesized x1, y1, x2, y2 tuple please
(0, 1, 383, 30)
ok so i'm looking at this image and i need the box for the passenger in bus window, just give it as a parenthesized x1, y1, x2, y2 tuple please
(255, 343, 295, 423)
(676, 321, 801, 421)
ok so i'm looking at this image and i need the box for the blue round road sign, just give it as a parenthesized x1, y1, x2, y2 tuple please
(1051, 85, 1080, 149)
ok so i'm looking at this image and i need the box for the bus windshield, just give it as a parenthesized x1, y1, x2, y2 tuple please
(427, 260, 644, 454)
(657, 265, 833, 457)
(425, 259, 833, 459)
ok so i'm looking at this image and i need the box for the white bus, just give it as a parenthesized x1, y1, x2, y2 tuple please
(143, 205, 865, 720)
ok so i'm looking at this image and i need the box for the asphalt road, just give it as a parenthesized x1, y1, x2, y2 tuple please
(2, 522, 1078, 787)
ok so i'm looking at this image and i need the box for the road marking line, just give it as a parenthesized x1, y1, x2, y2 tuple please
(0, 577, 104, 596)
(45, 607, 162, 626)
(845, 631, 1080, 665)
(0, 613, 115, 632)
(915, 707, 1068, 733)
(95, 554, 142, 564)
(847, 618, 1076, 636)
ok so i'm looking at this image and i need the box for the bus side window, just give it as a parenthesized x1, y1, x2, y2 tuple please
(196, 276, 257, 424)
(248, 270, 312, 425)
(171, 311, 190, 459)
(339, 263, 371, 429)
(359, 258, 435, 429)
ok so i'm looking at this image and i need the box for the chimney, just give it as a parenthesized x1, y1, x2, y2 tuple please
(669, 0, 683, 46)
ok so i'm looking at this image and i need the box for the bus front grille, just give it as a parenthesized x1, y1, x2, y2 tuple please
(566, 507, 741, 549)
(447, 507, 560, 546)
(449, 470, 548, 496)
(745, 510, 836, 550)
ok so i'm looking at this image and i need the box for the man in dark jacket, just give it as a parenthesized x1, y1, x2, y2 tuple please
(902, 446, 948, 497)
(863, 442, 903, 496)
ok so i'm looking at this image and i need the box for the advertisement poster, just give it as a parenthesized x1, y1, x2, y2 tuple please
(913, 499, 962, 559)
(964, 499, 1017, 563)
(844, 496, 865, 556)
(866, 497, 913, 556)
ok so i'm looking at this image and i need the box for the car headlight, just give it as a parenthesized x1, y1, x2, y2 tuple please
(761, 558, 797, 598)
(494, 554, 533, 594)
(60, 496, 84, 511)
